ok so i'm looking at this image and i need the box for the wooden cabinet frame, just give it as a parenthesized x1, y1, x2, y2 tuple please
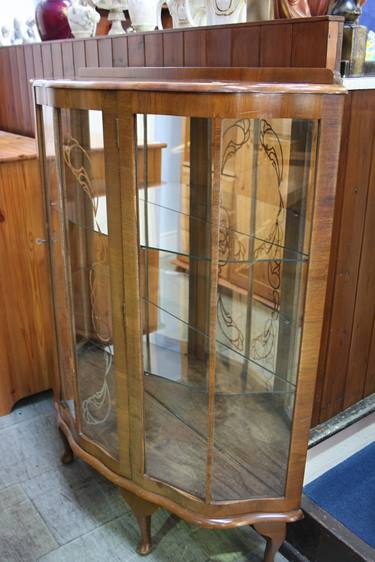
(35, 72, 345, 561)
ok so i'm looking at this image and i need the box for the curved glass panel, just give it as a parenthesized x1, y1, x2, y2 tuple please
(41, 105, 76, 420)
(212, 118, 317, 500)
(59, 109, 119, 459)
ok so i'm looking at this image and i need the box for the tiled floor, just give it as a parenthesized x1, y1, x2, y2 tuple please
(0, 392, 287, 562)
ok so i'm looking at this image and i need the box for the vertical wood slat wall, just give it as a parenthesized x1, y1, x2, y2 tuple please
(312, 89, 375, 425)
(0, 17, 342, 137)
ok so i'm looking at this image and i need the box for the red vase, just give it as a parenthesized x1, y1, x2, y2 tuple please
(35, 0, 73, 41)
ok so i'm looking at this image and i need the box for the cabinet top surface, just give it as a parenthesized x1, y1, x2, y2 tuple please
(0, 131, 37, 163)
(33, 78, 346, 96)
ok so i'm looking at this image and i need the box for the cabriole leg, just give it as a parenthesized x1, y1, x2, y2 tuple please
(253, 521, 287, 562)
(121, 489, 159, 555)
(58, 427, 74, 465)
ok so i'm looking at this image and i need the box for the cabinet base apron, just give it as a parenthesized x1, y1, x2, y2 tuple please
(57, 410, 302, 559)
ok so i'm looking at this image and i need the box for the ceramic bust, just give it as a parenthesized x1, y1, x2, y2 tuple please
(185, 0, 246, 26)
(67, 0, 100, 38)
(166, 0, 190, 28)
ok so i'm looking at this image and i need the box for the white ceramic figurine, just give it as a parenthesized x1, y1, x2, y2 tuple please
(127, 0, 163, 32)
(67, 0, 100, 38)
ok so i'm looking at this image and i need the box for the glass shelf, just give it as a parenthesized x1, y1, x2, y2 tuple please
(143, 299, 297, 394)
(141, 251, 303, 387)
(138, 184, 310, 264)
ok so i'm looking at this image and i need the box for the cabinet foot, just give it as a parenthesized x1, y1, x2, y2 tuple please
(253, 521, 286, 562)
(58, 427, 74, 465)
(121, 489, 159, 555)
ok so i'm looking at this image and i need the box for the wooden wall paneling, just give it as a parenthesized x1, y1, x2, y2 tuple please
(73, 40, 86, 76)
(260, 22, 292, 67)
(15, 46, 33, 136)
(62, 41, 74, 78)
(206, 28, 231, 66)
(85, 38, 99, 67)
(0, 50, 6, 131)
(112, 35, 128, 67)
(291, 20, 329, 68)
(343, 107, 375, 408)
(145, 33, 164, 67)
(163, 31, 183, 66)
(319, 91, 375, 422)
(4, 48, 15, 131)
(0, 49, 11, 132)
(9, 45, 26, 133)
(98, 37, 113, 67)
(51, 41, 63, 78)
(231, 25, 260, 67)
(41, 43, 53, 78)
(8, 48, 20, 134)
(32, 43, 44, 78)
(128, 34, 145, 67)
(184, 29, 207, 66)
(24, 44, 36, 133)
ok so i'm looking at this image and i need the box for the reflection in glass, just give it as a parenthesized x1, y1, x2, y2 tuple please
(60, 109, 119, 458)
(140, 115, 317, 501)
(42, 105, 76, 420)
(212, 118, 316, 500)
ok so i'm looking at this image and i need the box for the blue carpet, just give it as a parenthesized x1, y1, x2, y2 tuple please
(304, 441, 375, 549)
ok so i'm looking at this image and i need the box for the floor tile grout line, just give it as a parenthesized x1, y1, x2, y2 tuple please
(0, 411, 57, 434)
(35, 512, 131, 561)
(21, 489, 62, 549)
(19, 471, 131, 548)
(2, 396, 287, 562)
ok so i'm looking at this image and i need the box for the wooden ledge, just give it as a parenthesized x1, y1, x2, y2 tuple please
(0, 131, 37, 163)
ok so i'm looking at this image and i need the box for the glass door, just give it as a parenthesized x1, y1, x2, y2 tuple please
(138, 113, 318, 501)
(42, 106, 127, 467)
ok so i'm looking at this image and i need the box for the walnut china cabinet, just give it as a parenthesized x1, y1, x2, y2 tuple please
(34, 70, 345, 561)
